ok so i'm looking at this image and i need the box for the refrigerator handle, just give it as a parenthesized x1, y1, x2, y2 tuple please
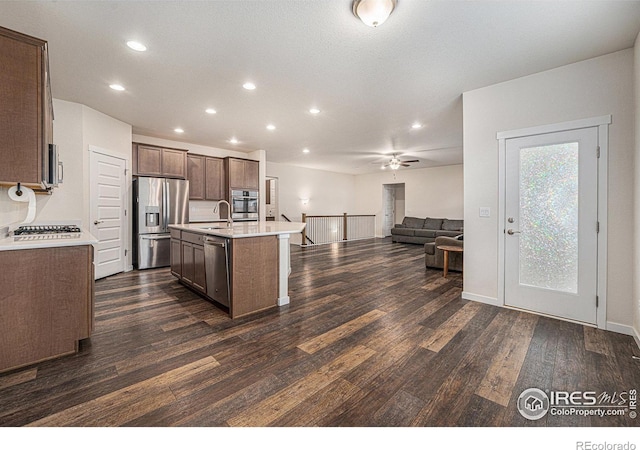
(163, 179, 169, 232)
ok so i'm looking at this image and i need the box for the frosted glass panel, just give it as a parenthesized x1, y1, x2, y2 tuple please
(519, 142, 578, 293)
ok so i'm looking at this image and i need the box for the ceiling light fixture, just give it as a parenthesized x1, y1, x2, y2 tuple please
(174, 128, 184, 134)
(229, 138, 239, 144)
(109, 84, 125, 91)
(266, 124, 276, 131)
(302, 148, 310, 154)
(243, 82, 256, 90)
(352, 0, 397, 27)
(126, 40, 147, 52)
(205, 108, 217, 114)
(309, 108, 320, 114)
(389, 159, 401, 170)
(411, 122, 423, 129)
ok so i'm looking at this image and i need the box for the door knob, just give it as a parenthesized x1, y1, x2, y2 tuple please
(507, 229, 521, 235)
(94, 220, 104, 225)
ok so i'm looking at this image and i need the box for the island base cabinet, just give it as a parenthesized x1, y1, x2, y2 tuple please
(0, 245, 94, 373)
(170, 231, 279, 319)
(229, 236, 278, 318)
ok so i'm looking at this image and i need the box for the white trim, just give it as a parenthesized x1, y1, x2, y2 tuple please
(497, 138, 506, 310)
(596, 123, 608, 329)
(497, 116, 609, 330)
(462, 291, 500, 306)
(89, 146, 128, 279)
(503, 304, 598, 328)
(605, 321, 637, 337)
(277, 233, 291, 306)
(496, 115, 612, 140)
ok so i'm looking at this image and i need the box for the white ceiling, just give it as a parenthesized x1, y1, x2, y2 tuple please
(1, 1, 640, 174)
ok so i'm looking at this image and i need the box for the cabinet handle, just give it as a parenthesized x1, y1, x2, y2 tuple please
(94, 220, 104, 225)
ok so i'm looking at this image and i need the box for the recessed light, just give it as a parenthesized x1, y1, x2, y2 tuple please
(109, 84, 125, 91)
(205, 108, 217, 114)
(229, 138, 239, 144)
(126, 41, 147, 52)
(243, 82, 256, 90)
(266, 124, 276, 131)
(411, 122, 423, 129)
(309, 108, 320, 114)
(302, 148, 310, 154)
(174, 128, 184, 134)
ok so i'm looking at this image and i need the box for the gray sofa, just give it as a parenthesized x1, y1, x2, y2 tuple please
(425, 236, 463, 272)
(391, 216, 464, 245)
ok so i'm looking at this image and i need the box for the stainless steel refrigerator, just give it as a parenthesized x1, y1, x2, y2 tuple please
(133, 177, 189, 269)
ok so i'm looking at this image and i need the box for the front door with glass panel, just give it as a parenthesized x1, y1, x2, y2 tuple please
(504, 127, 598, 324)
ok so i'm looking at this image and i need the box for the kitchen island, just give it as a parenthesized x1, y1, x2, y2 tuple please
(168, 221, 305, 318)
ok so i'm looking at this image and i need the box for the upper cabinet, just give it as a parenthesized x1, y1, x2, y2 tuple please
(225, 157, 259, 191)
(205, 157, 225, 200)
(187, 154, 205, 199)
(187, 153, 224, 200)
(0, 26, 54, 189)
(132, 143, 187, 179)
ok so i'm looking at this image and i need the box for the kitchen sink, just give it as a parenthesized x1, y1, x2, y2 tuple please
(199, 225, 232, 230)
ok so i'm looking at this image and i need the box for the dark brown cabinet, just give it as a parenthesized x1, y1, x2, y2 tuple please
(0, 245, 94, 373)
(0, 26, 53, 189)
(170, 229, 182, 278)
(205, 157, 225, 200)
(187, 154, 224, 200)
(162, 148, 188, 178)
(179, 231, 206, 293)
(170, 229, 278, 319)
(187, 154, 205, 199)
(225, 157, 259, 191)
(132, 143, 187, 179)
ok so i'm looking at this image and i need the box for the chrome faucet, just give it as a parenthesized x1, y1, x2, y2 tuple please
(214, 200, 233, 227)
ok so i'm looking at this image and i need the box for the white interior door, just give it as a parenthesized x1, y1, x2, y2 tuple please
(504, 127, 598, 324)
(382, 185, 396, 236)
(90, 150, 126, 280)
(394, 184, 405, 224)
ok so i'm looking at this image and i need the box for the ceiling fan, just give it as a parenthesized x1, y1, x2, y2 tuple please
(381, 154, 419, 170)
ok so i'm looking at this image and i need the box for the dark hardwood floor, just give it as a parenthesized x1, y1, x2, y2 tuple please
(1, 238, 639, 427)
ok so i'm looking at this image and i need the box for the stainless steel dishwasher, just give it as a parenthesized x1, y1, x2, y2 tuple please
(203, 236, 230, 307)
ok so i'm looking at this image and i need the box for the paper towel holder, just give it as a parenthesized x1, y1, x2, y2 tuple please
(15, 183, 22, 197)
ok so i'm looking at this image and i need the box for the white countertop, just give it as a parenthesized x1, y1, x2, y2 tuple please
(170, 221, 306, 238)
(0, 232, 98, 251)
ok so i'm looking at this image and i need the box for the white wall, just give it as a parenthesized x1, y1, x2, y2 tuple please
(463, 49, 635, 328)
(354, 165, 464, 237)
(266, 161, 357, 244)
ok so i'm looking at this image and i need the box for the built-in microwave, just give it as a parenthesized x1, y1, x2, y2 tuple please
(230, 189, 259, 221)
(43, 143, 63, 188)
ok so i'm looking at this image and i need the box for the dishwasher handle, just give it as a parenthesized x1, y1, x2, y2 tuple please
(204, 237, 226, 248)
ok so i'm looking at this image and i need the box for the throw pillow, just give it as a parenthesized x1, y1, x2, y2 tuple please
(423, 218, 444, 230)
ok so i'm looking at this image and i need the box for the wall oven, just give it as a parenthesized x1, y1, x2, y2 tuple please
(230, 189, 259, 221)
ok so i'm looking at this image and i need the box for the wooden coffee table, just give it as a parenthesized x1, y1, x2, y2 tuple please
(437, 245, 463, 278)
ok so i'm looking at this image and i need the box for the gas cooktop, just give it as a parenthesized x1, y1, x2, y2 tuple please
(14, 225, 82, 235)
(13, 225, 82, 239)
